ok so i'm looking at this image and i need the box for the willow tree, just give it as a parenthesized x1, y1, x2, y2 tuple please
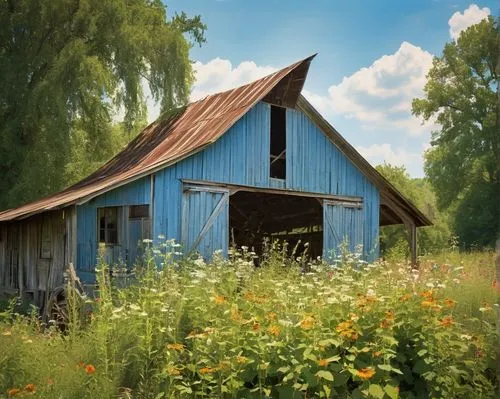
(0, 0, 205, 209)
(412, 17, 499, 249)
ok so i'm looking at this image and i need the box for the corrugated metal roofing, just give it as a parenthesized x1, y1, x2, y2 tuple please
(0, 55, 315, 221)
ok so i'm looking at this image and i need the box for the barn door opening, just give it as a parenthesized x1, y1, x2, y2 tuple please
(182, 184, 229, 258)
(229, 191, 323, 259)
(323, 200, 364, 260)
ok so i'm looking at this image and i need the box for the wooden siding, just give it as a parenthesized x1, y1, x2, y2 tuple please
(153, 102, 379, 259)
(76, 177, 151, 281)
(0, 209, 72, 301)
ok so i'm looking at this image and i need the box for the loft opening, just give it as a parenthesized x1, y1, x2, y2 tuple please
(270, 105, 286, 180)
(229, 191, 323, 259)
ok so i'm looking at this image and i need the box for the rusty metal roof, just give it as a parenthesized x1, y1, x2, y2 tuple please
(0, 55, 316, 221)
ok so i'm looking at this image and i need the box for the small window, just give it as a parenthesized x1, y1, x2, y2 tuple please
(270, 105, 286, 179)
(129, 205, 149, 219)
(98, 207, 118, 244)
(40, 217, 51, 259)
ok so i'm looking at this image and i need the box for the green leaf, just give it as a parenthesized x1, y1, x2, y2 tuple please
(384, 385, 399, 399)
(315, 370, 334, 381)
(368, 384, 385, 399)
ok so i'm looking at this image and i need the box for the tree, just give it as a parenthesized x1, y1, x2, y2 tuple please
(412, 17, 499, 249)
(376, 163, 451, 258)
(0, 0, 205, 209)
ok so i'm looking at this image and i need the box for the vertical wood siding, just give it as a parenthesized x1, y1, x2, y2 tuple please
(153, 102, 379, 260)
(76, 177, 151, 281)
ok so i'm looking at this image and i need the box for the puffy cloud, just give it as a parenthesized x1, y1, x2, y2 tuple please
(448, 4, 490, 40)
(356, 143, 421, 169)
(320, 42, 435, 136)
(190, 58, 276, 101)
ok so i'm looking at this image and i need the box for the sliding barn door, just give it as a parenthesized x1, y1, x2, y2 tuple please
(182, 185, 229, 258)
(323, 200, 364, 259)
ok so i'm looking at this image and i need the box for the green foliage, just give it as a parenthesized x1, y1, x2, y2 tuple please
(0, 246, 496, 398)
(0, 0, 205, 209)
(376, 163, 451, 258)
(412, 17, 499, 249)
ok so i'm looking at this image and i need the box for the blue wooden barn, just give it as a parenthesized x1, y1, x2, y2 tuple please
(0, 55, 430, 303)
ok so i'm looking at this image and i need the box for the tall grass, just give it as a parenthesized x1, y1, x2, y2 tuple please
(0, 243, 497, 398)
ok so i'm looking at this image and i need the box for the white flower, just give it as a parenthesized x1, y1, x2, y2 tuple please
(142, 238, 153, 243)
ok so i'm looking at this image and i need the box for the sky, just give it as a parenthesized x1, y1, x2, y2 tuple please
(149, 1, 497, 177)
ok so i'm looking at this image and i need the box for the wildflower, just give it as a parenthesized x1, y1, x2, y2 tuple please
(267, 325, 280, 337)
(419, 290, 434, 300)
(439, 316, 455, 327)
(199, 367, 216, 374)
(443, 298, 456, 308)
(230, 306, 243, 322)
(266, 312, 277, 321)
(336, 320, 353, 333)
(236, 356, 248, 364)
(300, 316, 316, 330)
(380, 318, 392, 329)
(166, 366, 181, 376)
(7, 388, 21, 396)
(479, 303, 492, 312)
(356, 367, 376, 380)
(252, 322, 260, 331)
(399, 293, 412, 302)
(167, 343, 185, 351)
(318, 359, 330, 367)
(85, 364, 96, 374)
(373, 351, 383, 357)
(215, 295, 226, 305)
(78, 361, 85, 368)
(24, 384, 36, 393)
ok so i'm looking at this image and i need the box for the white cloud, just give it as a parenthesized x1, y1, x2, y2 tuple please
(308, 42, 435, 136)
(190, 58, 276, 101)
(448, 4, 490, 40)
(356, 143, 421, 169)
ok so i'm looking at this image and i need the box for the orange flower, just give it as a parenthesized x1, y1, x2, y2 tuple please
(300, 316, 316, 330)
(199, 367, 216, 374)
(78, 361, 85, 368)
(336, 320, 353, 332)
(166, 366, 181, 376)
(85, 364, 96, 374)
(439, 316, 455, 327)
(215, 295, 226, 305)
(399, 293, 412, 302)
(356, 367, 376, 380)
(420, 290, 434, 300)
(7, 388, 21, 396)
(24, 384, 36, 393)
(380, 318, 393, 329)
(266, 312, 277, 321)
(373, 351, 383, 357)
(236, 355, 248, 364)
(252, 322, 260, 331)
(167, 343, 185, 351)
(267, 325, 280, 337)
(318, 359, 330, 367)
(443, 298, 456, 308)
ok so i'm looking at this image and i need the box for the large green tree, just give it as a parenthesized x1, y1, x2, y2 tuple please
(376, 163, 451, 258)
(0, 0, 205, 210)
(412, 17, 499, 249)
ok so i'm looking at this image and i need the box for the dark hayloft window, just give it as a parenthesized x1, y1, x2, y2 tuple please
(129, 205, 149, 219)
(98, 207, 118, 244)
(270, 105, 286, 179)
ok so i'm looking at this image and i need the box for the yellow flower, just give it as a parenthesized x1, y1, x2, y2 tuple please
(167, 343, 185, 351)
(266, 312, 277, 321)
(300, 316, 316, 330)
(439, 316, 455, 327)
(199, 367, 216, 374)
(317, 359, 330, 367)
(335, 320, 353, 333)
(236, 355, 248, 364)
(166, 366, 181, 376)
(356, 367, 376, 380)
(267, 325, 280, 337)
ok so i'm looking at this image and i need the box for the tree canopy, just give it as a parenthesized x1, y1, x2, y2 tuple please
(412, 17, 499, 249)
(0, 0, 205, 210)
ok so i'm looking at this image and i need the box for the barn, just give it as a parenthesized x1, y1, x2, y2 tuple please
(0, 55, 430, 306)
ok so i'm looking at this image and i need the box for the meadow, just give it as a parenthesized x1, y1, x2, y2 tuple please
(0, 241, 497, 398)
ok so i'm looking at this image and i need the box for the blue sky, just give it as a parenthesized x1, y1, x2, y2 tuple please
(153, 1, 497, 177)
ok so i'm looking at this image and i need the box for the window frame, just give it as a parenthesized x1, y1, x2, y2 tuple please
(98, 207, 119, 245)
